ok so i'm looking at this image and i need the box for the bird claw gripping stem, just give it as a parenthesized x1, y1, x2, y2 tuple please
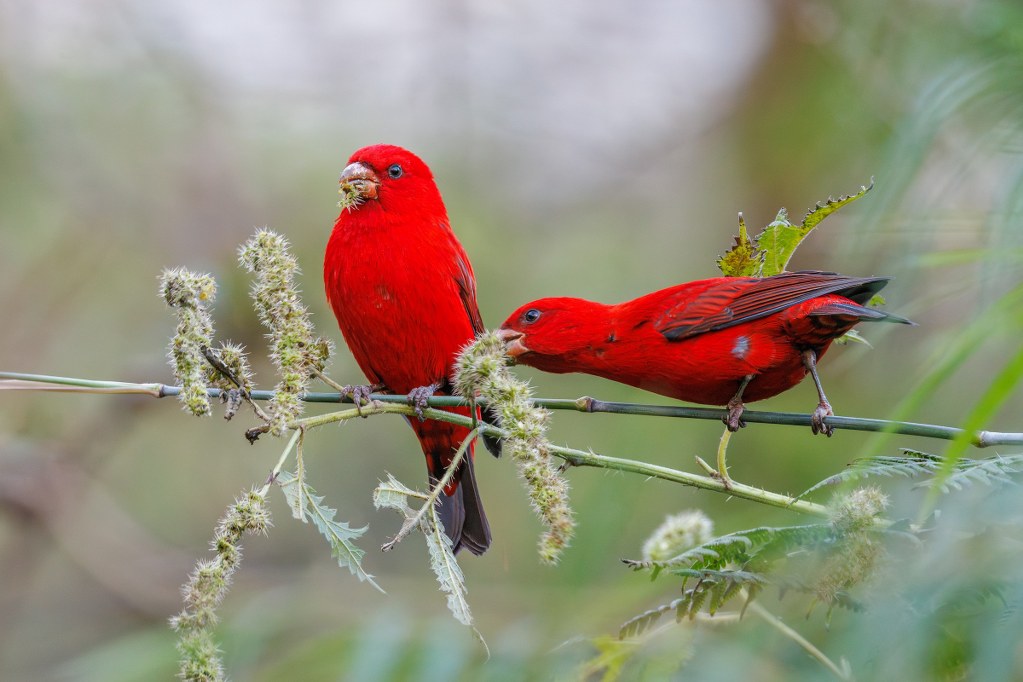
(407, 382, 441, 421)
(811, 402, 835, 437)
(342, 383, 383, 417)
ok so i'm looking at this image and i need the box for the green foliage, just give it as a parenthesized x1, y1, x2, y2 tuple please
(454, 331, 576, 564)
(169, 490, 270, 682)
(238, 229, 333, 436)
(618, 484, 896, 643)
(372, 474, 486, 651)
(798, 449, 1023, 500)
(641, 510, 714, 563)
(715, 214, 763, 276)
(620, 522, 840, 633)
(717, 181, 873, 277)
(160, 268, 218, 417)
(277, 470, 380, 592)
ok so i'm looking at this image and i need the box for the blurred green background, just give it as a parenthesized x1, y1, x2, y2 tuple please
(2, 1, 1022, 680)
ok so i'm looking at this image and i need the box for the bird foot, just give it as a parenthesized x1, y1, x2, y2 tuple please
(407, 382, 441, 421)
(811, 401, 834, 437)
(723, 400, 746, 432)
(342, 383, 381, 417)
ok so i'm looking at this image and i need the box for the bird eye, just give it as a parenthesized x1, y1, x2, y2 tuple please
(387, 164, 403, 179)
(523, 308, 541, 324)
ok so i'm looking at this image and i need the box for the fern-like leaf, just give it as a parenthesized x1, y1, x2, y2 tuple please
(276, 470, 382, 592)
(674, 568, 770, 591)
(798, 450, 1023, 500)
(619, 600, 678, 639)
(625, 525, 834, 574)
(926, 453, 1023, 492)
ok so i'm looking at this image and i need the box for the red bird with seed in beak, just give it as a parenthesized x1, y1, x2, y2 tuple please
(324, 144, 497, 555)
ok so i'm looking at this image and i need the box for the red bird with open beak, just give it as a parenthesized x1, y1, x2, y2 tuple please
(498, 270, 913, 434)
(324, 144, 497, 555)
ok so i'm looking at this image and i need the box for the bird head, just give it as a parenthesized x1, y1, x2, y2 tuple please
(337, 144, 446, 218)
(497, 297, 609, 373)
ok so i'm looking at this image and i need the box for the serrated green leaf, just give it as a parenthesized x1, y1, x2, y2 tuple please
(275, 470, 382, 592)
(277, 468, 309, 522)
(756, 181, 873, 276)
(372, 473, 420, 514)
(756, 208, 797, 277)
(801, 179, 874, 232)
(274, 470, 304, 523)
(424, 504, 488, 654)
(717, 213, 765, 277)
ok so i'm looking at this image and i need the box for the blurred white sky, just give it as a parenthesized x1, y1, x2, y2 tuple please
(1, 0, 775, 197)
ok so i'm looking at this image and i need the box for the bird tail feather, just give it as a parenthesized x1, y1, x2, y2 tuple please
(435, 447, 491, 556)
(810, 302, 916, 325)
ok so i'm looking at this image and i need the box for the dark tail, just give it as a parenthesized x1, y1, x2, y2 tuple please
(810, 302, 916, 326)
(435, 451, 491, 556)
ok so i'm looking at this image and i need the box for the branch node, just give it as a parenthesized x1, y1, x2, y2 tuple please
(245, 425, 269, 444)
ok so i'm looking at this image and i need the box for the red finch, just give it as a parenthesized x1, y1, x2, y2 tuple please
(324, 144, 495, 555)
(497, 270, 913, 435)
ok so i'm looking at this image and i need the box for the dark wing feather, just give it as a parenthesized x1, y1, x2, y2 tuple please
(656, 270, 891, 341)
(452, 242, 501, 457)
(453, 250, 486, 335)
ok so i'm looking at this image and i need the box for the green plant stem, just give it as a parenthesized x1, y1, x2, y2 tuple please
(257, 428, 303, 497)
(2, 371, 1021, 447)
(290, 403, 832, 519)
(746, 598, 853, 681)
(381, 426, 480, 552)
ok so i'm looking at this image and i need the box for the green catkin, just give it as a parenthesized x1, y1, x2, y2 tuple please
(642, 510, 714, 563)
(454, 332, 576, 564)
(160, 268, 218, 417)
(170, 490, 271, 682)
(814, 486, 889, 605)
(238, 229, 332, 436)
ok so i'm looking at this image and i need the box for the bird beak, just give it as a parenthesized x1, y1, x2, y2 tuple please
(338, 161, 380, 205)
(496, 328, 529, 360)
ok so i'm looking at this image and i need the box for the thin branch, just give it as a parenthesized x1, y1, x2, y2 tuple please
(257, 428, 303, 496)
(381, 427, 480, 551)
(746, 598, 854, 681)
(290, 403, 832, 519)
(3, 371, 1021, 447)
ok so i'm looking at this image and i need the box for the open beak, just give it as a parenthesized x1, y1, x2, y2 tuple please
(338, 161, 380, 205)
(496, 327, 529, 360)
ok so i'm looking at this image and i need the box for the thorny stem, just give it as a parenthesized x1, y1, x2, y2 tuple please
(716, 428, 734, 488)
(3, 372, 1021, 448)
(258, 428, 303, 497)
(311, 366, 348, 394)
(746, 597, 854, 681)
(381, 426, 481, 552)
(288, 402, 832, 518)
(0, 370, 1005, 520)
